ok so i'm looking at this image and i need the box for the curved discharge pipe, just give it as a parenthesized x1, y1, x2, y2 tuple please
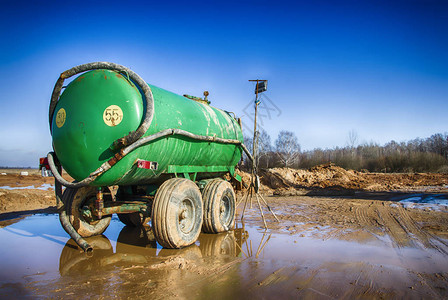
(54, 176, 93, 253)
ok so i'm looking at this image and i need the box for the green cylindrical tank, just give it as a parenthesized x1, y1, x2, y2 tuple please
(51, 69, 243, 186)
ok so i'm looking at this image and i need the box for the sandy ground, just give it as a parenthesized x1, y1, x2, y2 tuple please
(256, 195, 448, 248)
(1, 165, 447, 214)
(238, 163, 448, 195)
(0, 167, 448, 298)
(0, 169, 72, 214)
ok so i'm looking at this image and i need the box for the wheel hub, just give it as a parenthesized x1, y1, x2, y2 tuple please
(178, 198, 195, 234)
(220, 195, 231, 223)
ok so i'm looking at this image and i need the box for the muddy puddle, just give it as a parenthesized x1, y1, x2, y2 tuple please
(1, 196, 448, 299)
(0, 184, 54, 191)
(393, 194, 448, 211)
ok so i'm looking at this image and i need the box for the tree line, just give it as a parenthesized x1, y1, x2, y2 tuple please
(242, 130, 448, 173)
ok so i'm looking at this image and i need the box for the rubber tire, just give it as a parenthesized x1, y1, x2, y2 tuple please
(152, 178, 203, 249)
(63, 186, 111, 238)
(202, 179, 236, 233)
(117, 213, 150, 227)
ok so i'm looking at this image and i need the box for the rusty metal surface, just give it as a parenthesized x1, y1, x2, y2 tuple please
(101, 202, 148, 216)
(95, 188, 104, 219)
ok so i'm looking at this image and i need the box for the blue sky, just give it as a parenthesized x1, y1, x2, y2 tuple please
(0, 0, 447, 167)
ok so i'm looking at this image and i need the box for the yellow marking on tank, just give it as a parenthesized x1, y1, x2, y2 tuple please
(55, 108, 66, 128)
(103, 105, 123, 127)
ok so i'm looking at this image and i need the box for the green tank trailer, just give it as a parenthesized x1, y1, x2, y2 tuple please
(45, 62, 252, 251)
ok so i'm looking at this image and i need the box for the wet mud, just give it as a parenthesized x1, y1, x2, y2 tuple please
(1, 192, 448, 299)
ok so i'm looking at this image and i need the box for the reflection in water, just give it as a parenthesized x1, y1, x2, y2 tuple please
(5, 213, 448, 299)
(59, 236, 113, 276)
(199, 231, 238, 258)
(58, 225, 251, 276)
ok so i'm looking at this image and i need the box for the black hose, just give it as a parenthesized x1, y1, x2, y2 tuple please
(59, 210, 93, 253)
(48, 128, 253, 189)
(47, 152, 94, 188)
(49, 62, 154, 149)
(123, 128, 244, 153)
(124, 128, 254, 163)
(54, 175, 93, 253)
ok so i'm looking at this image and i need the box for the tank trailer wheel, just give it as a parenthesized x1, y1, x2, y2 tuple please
(152, 178, 203, 249)
(118, 212, 150, 227)
(62, 186, 111, 238)
(202, 179, 236, 233)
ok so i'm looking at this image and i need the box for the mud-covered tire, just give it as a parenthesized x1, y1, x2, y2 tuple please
(117, 213, 150, 227)
(63, 186, 111, 238)
(152, 178, 203, 249)
(202, 179, 235, 233)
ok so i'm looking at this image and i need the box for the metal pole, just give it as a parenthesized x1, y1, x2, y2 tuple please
(248, 79, 266, 174)
(244, 79, 276, 229)
(252, 80, 259, 174)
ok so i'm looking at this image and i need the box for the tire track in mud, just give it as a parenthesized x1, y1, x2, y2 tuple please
(415, 272, 448, 299)
(268, 196, 448, 253)
(354, 201, 419, 249)
(374, 202, 430, 249)
(378, 204, 413, 248)
(353, 200, 448, 254)
(354, 201, 407, 248)
(354, 204, 377, 228)
(394, 205, 448, 254)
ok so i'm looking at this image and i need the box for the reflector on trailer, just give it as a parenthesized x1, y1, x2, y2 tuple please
(136, 159, 158, 170)
(39, 157, 53, 177)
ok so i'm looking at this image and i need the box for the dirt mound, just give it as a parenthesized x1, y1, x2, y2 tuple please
(238, 163, 448, 195)
(0, 189, 55, 213)
(264, 164, 363, 189)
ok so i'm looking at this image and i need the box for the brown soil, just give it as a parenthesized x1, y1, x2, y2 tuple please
(248, 163, 448, 195)
(0, 168, 72, 188)
(251, 196, 448, 247)
(0, 169, 73, 214)
(1, 165, 447, 214)
(0, 189, 55, 214)
(0, 165, 447, 298)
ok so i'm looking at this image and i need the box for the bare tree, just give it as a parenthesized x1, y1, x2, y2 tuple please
(347, 129, 358, 148)
(428, 133, 448, 159)
(275, 130, 300, 167)
(257, 128, 272, 168)
(242, 134, 253, 170)
(246, 128, 273, 169)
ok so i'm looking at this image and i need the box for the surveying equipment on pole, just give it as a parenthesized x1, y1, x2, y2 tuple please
(255, 80, 267, 94)
(237, 79, 279, 229)
(249, 79, 267, 177)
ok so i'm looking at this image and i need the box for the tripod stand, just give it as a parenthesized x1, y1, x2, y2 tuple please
(237, 79, 279, 229)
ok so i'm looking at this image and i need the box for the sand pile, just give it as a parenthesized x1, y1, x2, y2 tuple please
(237, 163, 448, 195)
